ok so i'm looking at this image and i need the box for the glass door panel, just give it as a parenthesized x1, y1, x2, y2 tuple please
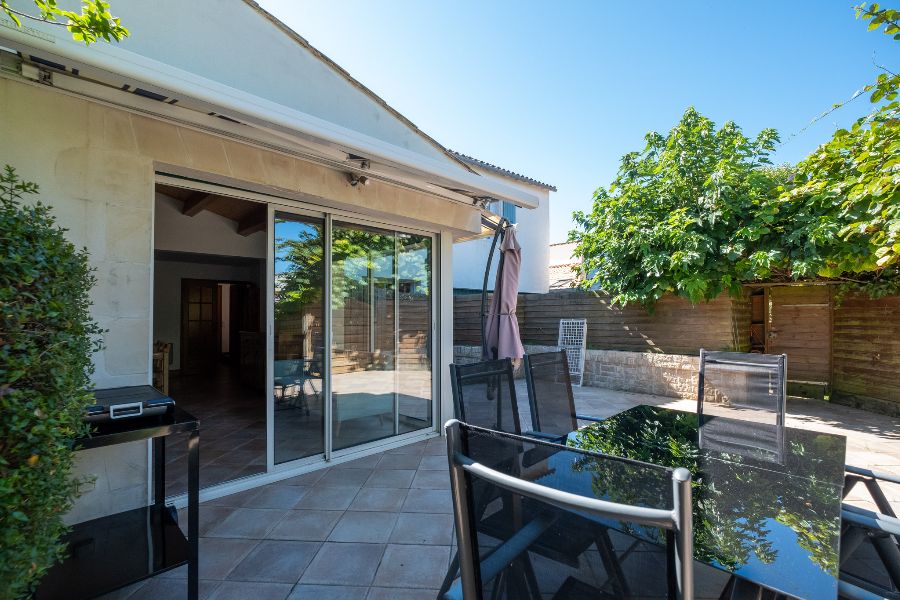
(331, 223, 397, 450)
(273, 213, 326, 463)
(397, 233, 432, 434)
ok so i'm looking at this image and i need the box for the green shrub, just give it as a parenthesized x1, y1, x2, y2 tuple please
(0, 165, 102, 600)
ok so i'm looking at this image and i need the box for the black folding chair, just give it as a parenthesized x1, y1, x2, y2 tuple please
(697, 350, 787, 463)
(840, 466, 900, 599)
(449, 359, 522, 434)
(523, 350, 603, 442)
(441, 359, 525, 597)
(274, 359, 312, 414)
(443, 419, 696, 600)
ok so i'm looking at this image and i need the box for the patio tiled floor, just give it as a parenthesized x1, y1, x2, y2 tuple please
(99, 385, 900, 599)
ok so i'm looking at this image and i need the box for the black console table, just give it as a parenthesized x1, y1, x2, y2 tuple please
(36, 403, 199, 600)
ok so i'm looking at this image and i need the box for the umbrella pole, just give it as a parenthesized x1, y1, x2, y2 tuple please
(480, 217, 508, 360)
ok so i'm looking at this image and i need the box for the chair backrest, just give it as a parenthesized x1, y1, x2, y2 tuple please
(697, 350, 787, 462)
(449, 359, 521, 434)
(697, 350, 786, 421)
(445, 420, 694, 600)
(523, 350, 577, 437)
(274, 359, 301, 379)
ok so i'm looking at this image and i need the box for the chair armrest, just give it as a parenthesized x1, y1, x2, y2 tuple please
(838, 579, 897, 600)
(575, 414, 605, 423)
(847, 464, 900, 486)
(842, 504, 900, 536)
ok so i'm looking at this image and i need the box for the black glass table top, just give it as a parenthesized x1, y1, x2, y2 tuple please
(562, 405, 847, 599)
(78, 405, 199, 449)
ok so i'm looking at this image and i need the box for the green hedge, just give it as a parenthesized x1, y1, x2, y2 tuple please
(0, 166, 102, 599)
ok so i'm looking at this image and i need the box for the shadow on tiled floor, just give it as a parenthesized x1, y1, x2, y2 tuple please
(99, 437, 452, 600)
(99, 382, 900, 599)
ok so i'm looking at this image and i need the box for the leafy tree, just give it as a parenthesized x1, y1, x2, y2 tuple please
(570, 107, 785, 308)
(779, 3, 900, 297)
(572, 406, 841, 576)
(0, 165, 102, 599)
(1, 0, 128, 44)
(571, 4, 900, 308)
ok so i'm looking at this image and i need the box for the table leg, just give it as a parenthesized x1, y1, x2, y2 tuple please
(187, 429, 199, 600)
(153, 437, 165, 506)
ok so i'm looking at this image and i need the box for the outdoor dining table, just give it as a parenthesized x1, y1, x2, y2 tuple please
(531, 404, 847, 599)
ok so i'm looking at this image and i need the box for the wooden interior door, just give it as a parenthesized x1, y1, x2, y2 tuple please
(181, 279, 220, 375)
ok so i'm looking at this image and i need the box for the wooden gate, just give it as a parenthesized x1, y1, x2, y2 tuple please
(766, 286, 832, 385)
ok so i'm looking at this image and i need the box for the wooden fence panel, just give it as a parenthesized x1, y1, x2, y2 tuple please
(767, 286, 832, 383)
(454, 290, 743, 354)
(832, 294, 900, 414)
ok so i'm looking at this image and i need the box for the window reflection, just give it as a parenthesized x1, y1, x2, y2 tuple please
(273, 214, 325, 463)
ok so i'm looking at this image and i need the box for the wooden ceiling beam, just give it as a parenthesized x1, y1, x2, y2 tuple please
(181, 192, 215, 217)
(237, 205, 267, 236)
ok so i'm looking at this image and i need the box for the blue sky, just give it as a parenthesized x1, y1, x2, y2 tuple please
(258, 1, 899, 243)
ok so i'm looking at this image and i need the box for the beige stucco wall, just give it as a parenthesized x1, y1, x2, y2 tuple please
(0, 76, 475, 522)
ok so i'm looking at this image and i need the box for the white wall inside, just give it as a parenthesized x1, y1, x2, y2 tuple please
(155, 192, 267, 258)
(153, 258, 261, 370)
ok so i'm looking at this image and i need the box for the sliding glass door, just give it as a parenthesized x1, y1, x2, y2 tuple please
(329, 222, 434, 451)
(397, 232, 432, 434)
(273, 213, 434, 463)
(273, 213, 326, 463)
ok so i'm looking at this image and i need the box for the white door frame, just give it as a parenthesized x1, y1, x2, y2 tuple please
(153, 174, 442, 505)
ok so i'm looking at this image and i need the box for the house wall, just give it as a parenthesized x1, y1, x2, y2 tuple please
(5, 0, 453, 164)
(0, 76, 471, 523)
(453, 175, 550, 294)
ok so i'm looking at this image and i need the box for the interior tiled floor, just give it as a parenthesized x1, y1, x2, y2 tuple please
(100, 383, 899, 599)
(165, 367, 434, 494)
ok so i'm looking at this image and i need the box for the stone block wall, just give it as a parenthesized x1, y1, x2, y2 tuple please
(453, 344, 699, 400)
(581, 348, 698, 399)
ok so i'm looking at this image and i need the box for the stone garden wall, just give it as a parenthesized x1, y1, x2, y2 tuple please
(453, 344, 699, 400)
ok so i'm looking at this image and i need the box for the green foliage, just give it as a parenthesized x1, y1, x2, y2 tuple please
(0, 166, 102, 600)
(1, 0, 128, 44)
(571, 5, 900, 308)
(572, 407, 841, 575)
(781, 3, 900, 297)
(570, 107, 785, 308)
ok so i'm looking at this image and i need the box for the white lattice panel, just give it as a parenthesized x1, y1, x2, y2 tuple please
(558, 319, 587, 386)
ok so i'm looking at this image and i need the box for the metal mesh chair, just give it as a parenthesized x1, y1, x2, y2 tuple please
(523, 350, 602, 442)
(839, 466, 900, 599)
(273, 359, 311, 415)
(443, 419, 695, 600)
(697, 350, 787, 463)
(449, 359, 521, 434)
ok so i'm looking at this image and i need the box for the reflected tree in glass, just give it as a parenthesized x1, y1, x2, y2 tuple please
(571, 407, 840, 576)
(273, 215, 325, 463)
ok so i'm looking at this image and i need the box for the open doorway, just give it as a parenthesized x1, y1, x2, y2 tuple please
(153, 183, 267, 495)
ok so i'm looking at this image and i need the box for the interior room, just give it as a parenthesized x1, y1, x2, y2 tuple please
(152, 184, 268, 494)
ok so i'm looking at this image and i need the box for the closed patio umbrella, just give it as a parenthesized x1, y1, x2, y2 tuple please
(483, 226, 525, 360)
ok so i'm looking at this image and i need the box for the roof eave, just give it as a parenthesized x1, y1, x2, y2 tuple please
(0, 27, 540, 210)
